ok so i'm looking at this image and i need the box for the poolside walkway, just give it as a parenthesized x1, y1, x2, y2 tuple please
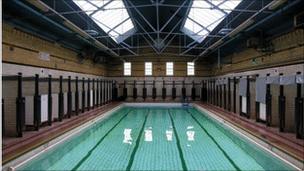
(196, 102, 304, 162)
(2, 102, 122, 164)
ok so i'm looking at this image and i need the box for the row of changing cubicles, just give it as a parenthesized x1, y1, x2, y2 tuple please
(2, 73, 303, 139)
(118, 80, 205, 101)
(202, 74, 304, 139)
(2, 73, 115, 137)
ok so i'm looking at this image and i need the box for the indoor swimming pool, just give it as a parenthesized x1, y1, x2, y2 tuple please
(15, 106, 296, 171)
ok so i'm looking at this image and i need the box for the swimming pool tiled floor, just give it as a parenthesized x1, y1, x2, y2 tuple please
(17, 107, 294, 170)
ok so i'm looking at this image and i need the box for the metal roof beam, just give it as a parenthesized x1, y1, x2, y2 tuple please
(159, 0, 187, 32)
(94, 32, 222, 39)
(159, 18, 183, 50)
(156, 0, 160, 47)
(134, 19, 159, 54)
(120, 42, 138, 56)
(160, 34, 177, 53)
(126, 0, 157, 32)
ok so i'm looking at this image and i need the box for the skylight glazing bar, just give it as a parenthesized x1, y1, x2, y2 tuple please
(89, 0, 114, 16)
(188, 17, 211, 33)
(193, 16, 225, 35)
(106, 17, 130, 34)
(182, 0, 242, 43)
(73, 0, 135, 43)
(205, 0, 228, 15)
(85, 0, 99, 8)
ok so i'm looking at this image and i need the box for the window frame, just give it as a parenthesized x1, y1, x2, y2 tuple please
(187, 62, 195, 76)
(124, 62, 131, 76)
(166, 62, 174, 76)
(145, 62, 153, 76)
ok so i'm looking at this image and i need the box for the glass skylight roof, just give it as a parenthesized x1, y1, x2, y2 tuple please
(182, 0, 242, 43)
(73, 0, 135, 43)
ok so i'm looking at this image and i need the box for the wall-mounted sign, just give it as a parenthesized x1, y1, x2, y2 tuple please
(38, 51, 50, 61)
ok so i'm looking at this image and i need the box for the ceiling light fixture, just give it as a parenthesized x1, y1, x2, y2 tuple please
(268, 0, 288, 10)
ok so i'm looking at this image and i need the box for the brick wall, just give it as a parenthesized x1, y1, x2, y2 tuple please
(107, 55, 212, 77)
(2, 23, 106, 76)
(211, 29, 304, 75)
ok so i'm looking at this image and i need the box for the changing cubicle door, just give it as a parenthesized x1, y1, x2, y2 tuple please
(78, 91, 82, 111)
(40, 94, 48, 123)
(146, 83, 152, 99)
(84, 90, 88, 109)
(64, 92, 68, 115)
(26, 94, 44, 127)
(25, 96, 34, 126)
(52, 94, 59, 120)
(90, 89, 93, 107)
(72, 92, 75, 112)
(241, 96, 247, 114)
(259, 103, 267, 121)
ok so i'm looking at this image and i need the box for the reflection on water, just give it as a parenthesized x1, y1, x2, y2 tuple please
(122, 126, 195, 143)
(123, 128, 132, 145)
(187, 125, 195, 141)
(144, 129, 153, 142)
(186, 131, 195, 141)
(186, 125, 195, 147)
(166, 130, 173, 141)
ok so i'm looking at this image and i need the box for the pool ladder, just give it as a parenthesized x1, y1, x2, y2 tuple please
(181, 97, 190, 107)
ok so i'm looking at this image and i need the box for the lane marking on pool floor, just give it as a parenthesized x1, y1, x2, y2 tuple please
(193, 109, 265, 169)
(168, 109, 188, 171)
(186, 109, 241, 171)
(71, 109, 133, 171)
(126, 109, 150, 171)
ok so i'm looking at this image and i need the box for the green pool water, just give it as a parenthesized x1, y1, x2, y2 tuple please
(17, 107, 295, 171)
